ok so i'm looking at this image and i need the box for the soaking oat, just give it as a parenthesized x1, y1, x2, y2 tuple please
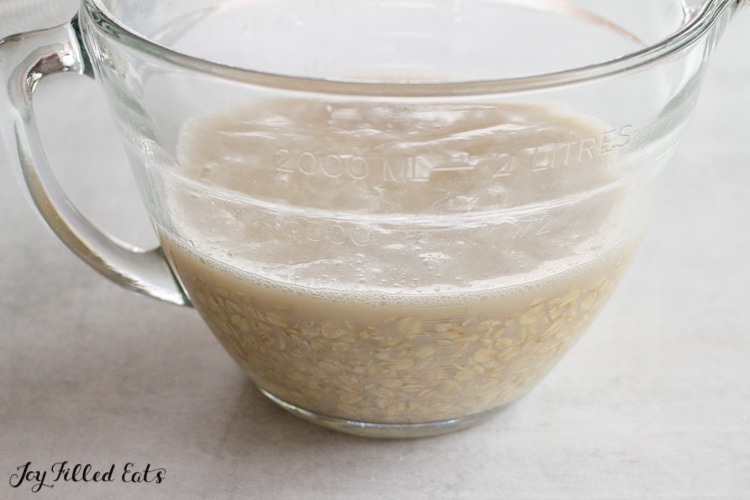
(158, 99, 635, 424)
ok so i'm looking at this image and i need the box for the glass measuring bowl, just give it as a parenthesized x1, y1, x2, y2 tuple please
(1, 0, 746, 438)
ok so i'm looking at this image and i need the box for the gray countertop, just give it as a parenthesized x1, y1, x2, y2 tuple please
(1, 4, 749, 499)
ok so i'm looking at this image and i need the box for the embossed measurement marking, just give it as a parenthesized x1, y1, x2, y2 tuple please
(274, 149, 370, 180)
(274, 125, 632, 183)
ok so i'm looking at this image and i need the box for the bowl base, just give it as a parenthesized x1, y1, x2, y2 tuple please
(259, 389, 502, 439)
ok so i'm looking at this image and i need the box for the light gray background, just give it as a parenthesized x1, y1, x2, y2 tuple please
(1, 2, 749, 498)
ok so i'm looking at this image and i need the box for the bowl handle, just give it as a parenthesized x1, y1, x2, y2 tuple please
(0, 16, 191, 307)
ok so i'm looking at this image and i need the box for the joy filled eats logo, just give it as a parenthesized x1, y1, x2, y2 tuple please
(8, 461, 165, 493)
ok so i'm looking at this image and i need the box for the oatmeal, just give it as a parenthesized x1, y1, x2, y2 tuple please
(158, 99, 635, 424)
(164, 240, 631, 423)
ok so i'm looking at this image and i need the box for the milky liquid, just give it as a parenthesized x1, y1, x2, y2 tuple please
(158, 99, 636, 424)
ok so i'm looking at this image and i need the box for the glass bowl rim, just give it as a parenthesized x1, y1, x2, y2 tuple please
(82, 0, 736, 97)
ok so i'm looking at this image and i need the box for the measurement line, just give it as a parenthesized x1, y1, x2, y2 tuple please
(431, 165, 476, 172)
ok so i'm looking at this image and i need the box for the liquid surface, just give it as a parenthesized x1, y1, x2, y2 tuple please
(159, 99, 635, 423)
(167, 100, 631, 293)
